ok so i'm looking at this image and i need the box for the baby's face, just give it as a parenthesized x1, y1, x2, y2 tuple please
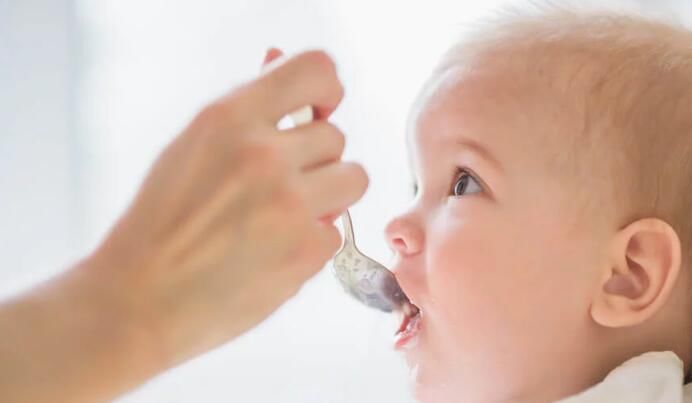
(386, 67, 612, 402)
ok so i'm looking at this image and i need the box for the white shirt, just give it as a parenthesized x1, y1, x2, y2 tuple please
(558, 352, 692, 403)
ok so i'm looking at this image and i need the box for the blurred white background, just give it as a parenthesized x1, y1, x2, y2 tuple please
(1, 0, 690, 402)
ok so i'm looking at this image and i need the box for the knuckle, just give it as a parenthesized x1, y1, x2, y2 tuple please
(296, 230, 333, 271)
(271, 180, 309, 218)
(241, 140, 285, 172)
(301, 226, 342, 270)
(326, 124, 346, 155)
(300, 50, 337, 75)
(275, 184, 300, 207)
(347, 163, 370, 194)
(195, 102, 226, 128)
(257, 200, 304, 237)
(235, 152, 278, 187)
(226, 84, 260, 117)
(297, 50, 342, 97)
(323, 225, 343, 255)
(313, 122, 345, 156)
(334, 79, 345, 104)
(195, 96, 247, 133)
(287, 229, 316, 270)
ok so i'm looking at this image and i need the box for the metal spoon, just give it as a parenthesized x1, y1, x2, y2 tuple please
(275, 66, 416, 314)
(332, 210, 417, 314)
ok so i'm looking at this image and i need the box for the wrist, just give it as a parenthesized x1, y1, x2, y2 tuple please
(68, 251, 168, 387)
(0, 250, 169, 402)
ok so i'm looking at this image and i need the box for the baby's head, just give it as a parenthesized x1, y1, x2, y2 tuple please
(386, 7, 692, 403)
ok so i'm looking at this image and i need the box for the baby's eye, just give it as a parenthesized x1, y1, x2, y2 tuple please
(451, 169, 482, 197)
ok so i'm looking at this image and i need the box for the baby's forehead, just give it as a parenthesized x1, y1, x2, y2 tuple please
(407, 60, 579, 164)
(406, 18, 674, 177)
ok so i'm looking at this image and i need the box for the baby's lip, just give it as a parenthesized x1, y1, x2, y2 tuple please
(394, 306, 422, 350)
(397, 301, 419, 332)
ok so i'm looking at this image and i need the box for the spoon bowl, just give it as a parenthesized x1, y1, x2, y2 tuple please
(332, 210, 417, 314)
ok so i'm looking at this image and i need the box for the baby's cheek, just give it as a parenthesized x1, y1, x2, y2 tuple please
(425, 215, 592, 383)
(426, 220, 558, 355)
(422, 226, 534, 388)
(427, 221, 527, 314)
(426, 224, 514, 335)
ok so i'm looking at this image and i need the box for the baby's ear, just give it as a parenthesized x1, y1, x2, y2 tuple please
(591, 218, 682, 328)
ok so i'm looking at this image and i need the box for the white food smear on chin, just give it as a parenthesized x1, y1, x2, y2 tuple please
(409, 363, 420, 383)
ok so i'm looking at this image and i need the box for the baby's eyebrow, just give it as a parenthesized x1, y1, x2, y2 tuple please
(409, 136, 501, 197)
(455, 137, 503, 173)
(410, 138, 501, 197)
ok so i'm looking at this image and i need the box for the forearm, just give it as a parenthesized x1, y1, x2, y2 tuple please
(0, 256, 164, 403)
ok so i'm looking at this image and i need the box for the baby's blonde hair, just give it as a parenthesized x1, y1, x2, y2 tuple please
(435, 3, 692, 264)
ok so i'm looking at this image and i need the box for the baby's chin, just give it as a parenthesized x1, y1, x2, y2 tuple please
(410, 372, 464, 403)
(412, 375, 504, 403)
(399, 327, 466, 401)
(406, 352, 521, 403)
(399, 317, 524, 401)
(405, 352, 462, 403)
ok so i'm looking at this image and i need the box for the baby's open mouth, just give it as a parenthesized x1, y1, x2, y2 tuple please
(394, 301, 421, 350)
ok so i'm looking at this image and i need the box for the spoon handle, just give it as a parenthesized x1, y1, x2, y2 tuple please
(340, 210, 356, 249)
(269, 58, 358, 255)
(264, 56, 315, 127)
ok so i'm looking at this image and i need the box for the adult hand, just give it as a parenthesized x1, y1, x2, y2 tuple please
(0, 49, 368, 403)
(100, 49, 368, 365)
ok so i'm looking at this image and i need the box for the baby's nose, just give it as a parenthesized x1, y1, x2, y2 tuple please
(385, 214, 424, 258)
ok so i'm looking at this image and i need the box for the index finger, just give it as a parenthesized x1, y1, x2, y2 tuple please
(248, 50, 345, 123)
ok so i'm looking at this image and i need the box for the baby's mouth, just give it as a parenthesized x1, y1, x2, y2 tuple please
(394, 301, 421, 350)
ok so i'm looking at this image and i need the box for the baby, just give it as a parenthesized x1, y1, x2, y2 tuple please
(385, 6, 692, 403)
